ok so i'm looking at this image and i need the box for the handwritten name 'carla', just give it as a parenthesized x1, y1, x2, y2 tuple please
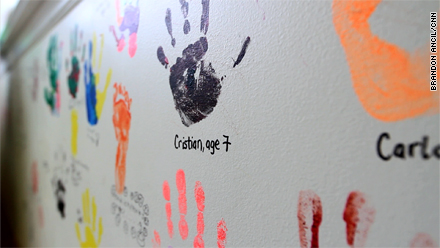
(377, 132, 440, 161)
(174, 134, 231, 155)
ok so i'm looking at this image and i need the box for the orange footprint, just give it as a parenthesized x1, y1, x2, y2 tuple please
(113, 83, 132, 194)
(332, 0, 439, 121)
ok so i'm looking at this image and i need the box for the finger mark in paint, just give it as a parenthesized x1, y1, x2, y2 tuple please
(297, 190, 322, 248)
(152, 230, 161, 248)
(343, 191, 375, 248)
(157, 46, 169, 69)
(176, 169, 188, 239)
(163, 180, 173, 238)
(200, 0, 210, 35)
(217, 219, 227, 248)
(233, 36, 251, 68)
(165, 8, 176, 47)
(194, 181, 205, 248)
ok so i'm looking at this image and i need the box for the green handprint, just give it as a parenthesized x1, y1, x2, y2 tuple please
(45, 35, 61, 114)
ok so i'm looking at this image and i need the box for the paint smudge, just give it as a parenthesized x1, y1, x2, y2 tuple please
(410, 233, 437, 248)
(157, 1, 250, 126)
(32, 161, 38, 194)
(332, 0, 439, 121)
(45, 35, 61, 114)
(157, 46, 169, 69)
(194, 181, 205, 248)
(113, 83, 132, 194)
(176, 169, 188, 240)
(163, 180, 174, 238)
(343, 191, 375, 248)
(217, 219, 227, 248)
(297, 190, 322, 248)
(71, 109, 79, 157)
(76, 188, 104, 247)
(112, 0, 140, 57)
(152, 230, 161, 248)
(233, 37, 251, 68)
(55, 180, 66, 218)
(84, 34, 112, 125)
(165, 8, 176, 47)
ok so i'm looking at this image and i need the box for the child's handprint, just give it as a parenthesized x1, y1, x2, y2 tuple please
(332, 0, 439, 121)
(44, 35, 62, 114)
(113, 83, 132, 194)
(110, 0, 140, 57)
(68, 25, 83, 98)
(154, 169, 228, 248)
(75, 188, 103, 248)
(157, 0, 250, 126)
(296, 190, 376, 248)
(84, 33, 113, 125)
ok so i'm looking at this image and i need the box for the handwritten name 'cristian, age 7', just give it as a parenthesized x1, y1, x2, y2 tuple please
(174, 135, 231, 155)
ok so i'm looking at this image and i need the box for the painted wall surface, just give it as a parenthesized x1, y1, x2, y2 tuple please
(3, 0, 439, 247)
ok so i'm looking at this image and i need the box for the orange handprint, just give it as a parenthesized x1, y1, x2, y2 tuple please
(113, 83, 132, 194)
(153, 169, 227, 248)
(332, 0, 439, 121)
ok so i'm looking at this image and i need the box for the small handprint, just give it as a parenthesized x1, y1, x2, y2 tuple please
(51, 147, 68, 218)
(68, 25, 84, 98)
(84, 33, 113, 125)
(157, 0, 250, 126)
(113, 83, 132, 194)
(153, 169, 227, 248)
(297, 190, 374, 248)
(76, 188, 103, 248)
(110, 0, 140, 57)
(296, 190, 436, 247)
(44, 35, 62, 114)
(332, 0, 439, 121)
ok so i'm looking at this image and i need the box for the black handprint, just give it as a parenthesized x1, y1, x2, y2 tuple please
(157, 0, 250, 127)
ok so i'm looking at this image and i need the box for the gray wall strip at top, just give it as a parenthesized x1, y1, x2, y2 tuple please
(1, 0, 82, 71)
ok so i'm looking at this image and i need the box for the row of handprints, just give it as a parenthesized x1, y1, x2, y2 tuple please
(27, 0, 438, 247)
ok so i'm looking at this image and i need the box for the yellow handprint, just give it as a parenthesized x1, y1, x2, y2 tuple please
(76, 188, 103, 247)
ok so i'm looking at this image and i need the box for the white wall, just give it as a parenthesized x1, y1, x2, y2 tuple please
(3, 0, 439, 247)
